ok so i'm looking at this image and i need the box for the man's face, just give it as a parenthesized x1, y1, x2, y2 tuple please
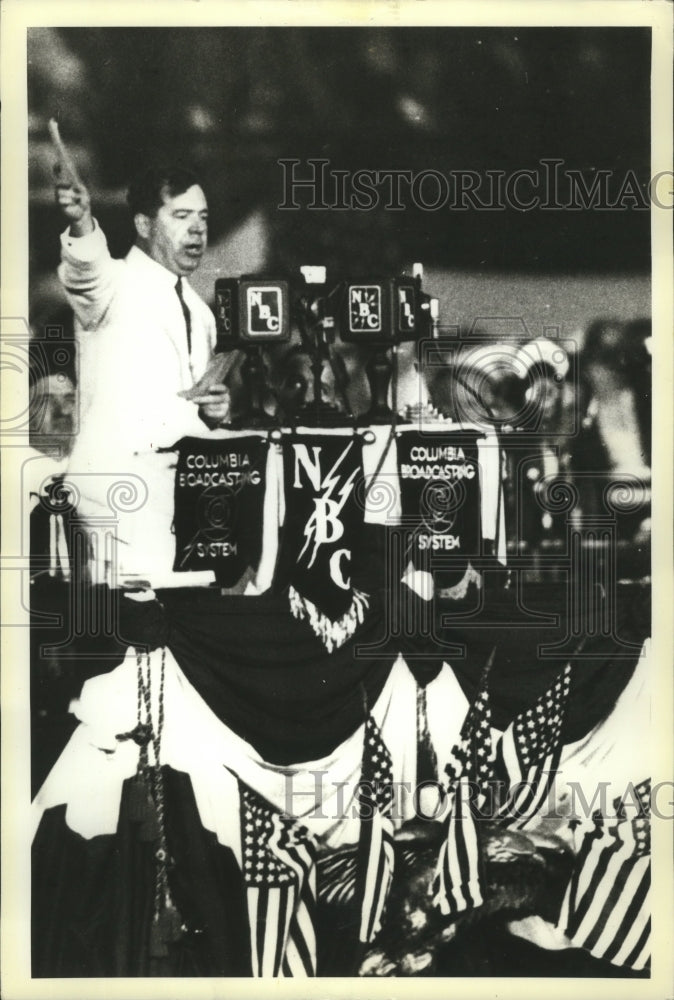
(29, 374, 76, 451)
(140, 184, 208, 277)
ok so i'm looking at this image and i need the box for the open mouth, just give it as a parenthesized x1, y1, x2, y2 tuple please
(51, 418, 73, 432)
(183, 244, 204, 257)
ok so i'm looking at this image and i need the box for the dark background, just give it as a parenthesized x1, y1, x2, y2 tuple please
(28, 26, 651, 293)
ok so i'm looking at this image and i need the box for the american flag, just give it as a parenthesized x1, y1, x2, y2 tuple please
(445, 684, 494, 787)
(558, 778, 651, 971)
(493, 662, 572, 830)
(240, 782, 318, 977)
(355, 715, 395, 943)
(433, 676, 495, 917)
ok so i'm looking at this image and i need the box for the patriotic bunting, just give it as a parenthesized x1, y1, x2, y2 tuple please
(558, 778, 651, 972)
(239, 781, 318, 977)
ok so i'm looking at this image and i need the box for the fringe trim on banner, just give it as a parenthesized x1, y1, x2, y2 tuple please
(289, 586, 370, 653)
(436, 562, 482, 602)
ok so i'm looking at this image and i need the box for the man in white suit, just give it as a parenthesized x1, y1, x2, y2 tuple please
(55, 166, 230, 583)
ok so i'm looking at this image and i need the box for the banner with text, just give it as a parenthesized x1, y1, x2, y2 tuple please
(280, 434, 365, 623)
(173, 436, 268, 586)
(396, 430, 482, 589)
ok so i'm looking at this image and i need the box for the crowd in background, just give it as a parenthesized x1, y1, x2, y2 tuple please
(28, 27, 650, 301)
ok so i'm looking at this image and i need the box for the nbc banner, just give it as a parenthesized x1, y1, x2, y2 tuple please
(278, 432, 368, 650)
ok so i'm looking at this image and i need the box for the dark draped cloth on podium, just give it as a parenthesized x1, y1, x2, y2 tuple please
(32, 769, 251, 978)
(428, 580, 650, 743)
(36, 572, 650, 769)
(92, 578, 649, 757)
(163, 587, 395, 765)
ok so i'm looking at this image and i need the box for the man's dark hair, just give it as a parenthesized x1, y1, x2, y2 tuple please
(126, 166, 201, 218)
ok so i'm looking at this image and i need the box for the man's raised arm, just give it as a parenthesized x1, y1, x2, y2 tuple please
(51, 120, 116, 330)
(55, 176, 94, 238)
(50, 118, 94, 237)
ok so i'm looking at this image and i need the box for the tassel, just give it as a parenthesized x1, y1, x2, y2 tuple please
(157, 900, 184, 943)
(148, 901, 184, 957)
(128, 773, 160, 841)
(149, 918, 169, 959)
(128, 773, 153, 823)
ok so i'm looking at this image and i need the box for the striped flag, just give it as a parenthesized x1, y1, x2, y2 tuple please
(240, 782, 318, 977)
(558, 778, 651, 972)
(433, 679, 495, 917)
(355, 715, 395, 943)
(445, 683, 494, 788)
(493, 662, 572, 830)
(317, 847, 358, 909)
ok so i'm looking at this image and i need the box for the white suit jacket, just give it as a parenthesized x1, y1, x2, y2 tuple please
(58, 222, 217, 581)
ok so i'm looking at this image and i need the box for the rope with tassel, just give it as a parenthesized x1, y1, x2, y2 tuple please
(116, 648, 184, 958)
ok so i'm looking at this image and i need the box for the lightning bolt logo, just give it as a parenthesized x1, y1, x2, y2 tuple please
(294, 441, 359, 568)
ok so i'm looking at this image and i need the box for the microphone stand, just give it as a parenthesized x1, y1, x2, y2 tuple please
(229, 344, 277, 429)
(295, 286, 353, 427)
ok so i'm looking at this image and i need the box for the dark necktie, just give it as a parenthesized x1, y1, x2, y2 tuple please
(175, 278, 192, 357)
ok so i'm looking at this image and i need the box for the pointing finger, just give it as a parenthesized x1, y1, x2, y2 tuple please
(48, 118, 83, 188)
